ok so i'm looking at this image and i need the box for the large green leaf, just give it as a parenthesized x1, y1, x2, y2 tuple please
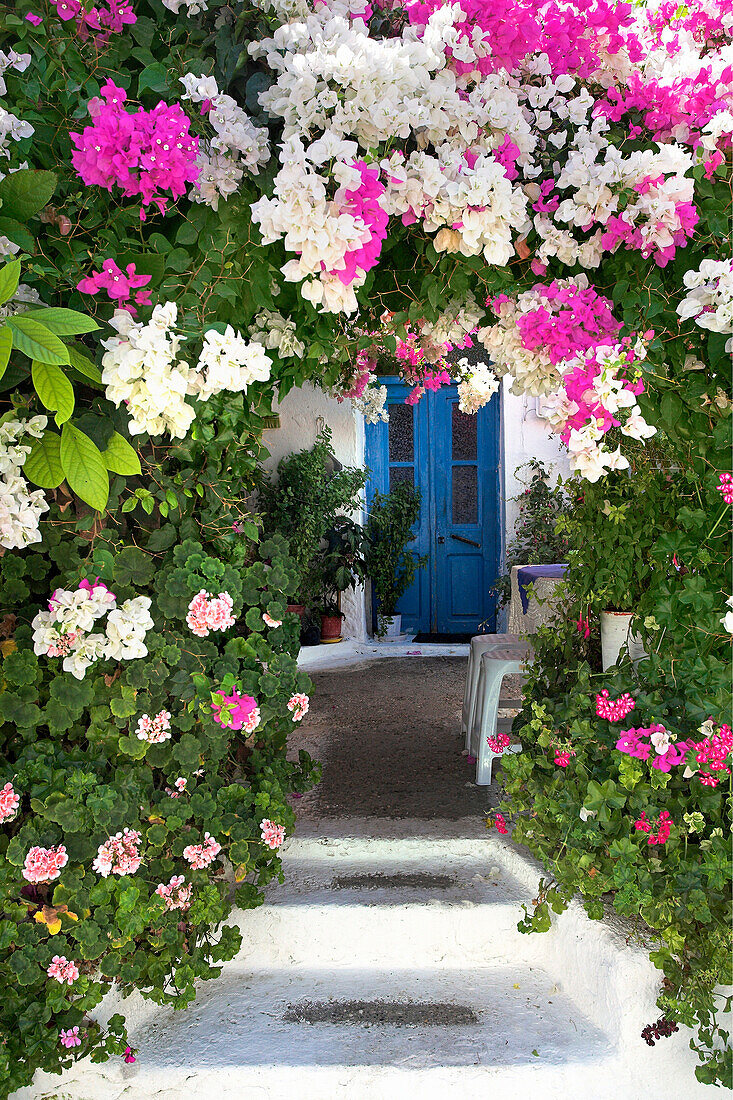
(0, 326, 12, 382)
(0, 168, 57, 221)
(0, 259, 20, 306)
(67, 343, 102, 384)
(102, 431, 142, 476)
(59, 422, 109, 511)
(24, 432, 64, 488)
(8, 315, 69, 364)
(25, 307, 99, 335)
(31, 361, 75, 423)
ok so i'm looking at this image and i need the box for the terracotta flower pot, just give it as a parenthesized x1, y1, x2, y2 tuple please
(287, 603, 306, 619)
(320, 613, 343, 643)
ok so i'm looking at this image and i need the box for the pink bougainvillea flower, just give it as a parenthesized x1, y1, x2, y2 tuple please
(77, 259, 152, 315)
(47, 956, 79, 985)
(182, 832, 221, 869)
(262, 612, 282, 628)
(136, 710, 172, 744)
(260, 819, 286, 850)
(488, 732, 511, 753)
(491, 813, 509, 835)
(92, 828, 142, 877)
(211, 688, 259, 732)
(59, 1026, 82, 1049)
(0, 781, 20, 823)
(595, 689, 636, 722)
(23, 844, 68, 884)
(186, 590, 236, 637)
(287, 693, 310, 721)
(26, 12, 42, 24)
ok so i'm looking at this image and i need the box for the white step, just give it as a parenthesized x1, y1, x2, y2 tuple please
(14, 831, 716, 1100)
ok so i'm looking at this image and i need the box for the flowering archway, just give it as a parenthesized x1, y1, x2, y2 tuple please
(0, 0, 730, 1092)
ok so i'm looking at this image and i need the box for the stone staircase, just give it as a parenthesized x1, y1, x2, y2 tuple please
(18, 829, 713, 1100)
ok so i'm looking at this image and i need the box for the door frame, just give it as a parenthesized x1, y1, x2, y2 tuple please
(364, 377, 503, 635)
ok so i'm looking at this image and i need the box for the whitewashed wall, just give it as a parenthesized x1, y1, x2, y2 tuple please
(262, 379, 569, 640)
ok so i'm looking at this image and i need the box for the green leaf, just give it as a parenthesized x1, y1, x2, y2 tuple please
(31, 360, 75, 423)
(67, 344, 102, 383)
(0, 259, 21, 306)
(59, 422, 109, 511)
(25, 307, 99, 335)
(8, 315, 69, 364)
(0, 325, 12, 382)
(102, 432, 141, 476)
(0, 168, 57, 220)
(23, 431, 64, 488)
(0, 216, 34, 253)
(137, 62, 169, 95)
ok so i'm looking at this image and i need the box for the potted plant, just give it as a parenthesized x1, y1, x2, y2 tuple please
(316, 517, 370, 643)
(260, 426, 368, 618)
(365, 484, 427, 638)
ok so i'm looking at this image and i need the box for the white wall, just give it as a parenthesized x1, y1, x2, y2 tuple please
(262, 383, 369, 641)
(262, 379, 569, 641)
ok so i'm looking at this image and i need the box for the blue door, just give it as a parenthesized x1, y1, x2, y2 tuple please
(365, 379, 500, 635)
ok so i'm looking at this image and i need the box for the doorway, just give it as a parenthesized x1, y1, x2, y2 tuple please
(365, 379, 501, 636)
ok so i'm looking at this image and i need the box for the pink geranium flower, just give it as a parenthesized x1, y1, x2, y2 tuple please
(92, 828, 142, 877)
(260, 819, 286, 850)
(263, 612, 282, 628)
(59, 1026, 82, 1049)
(182, 832, 221, 869)
(492, 813, 509, 835)
(596, 689, 636, 722)
(23, 844, 68, 884)
(186, 591, 236, 637)
(487, 732, 511, 753)
(0, 781, 20, 823)
(287, 693, 310, 721)
(47, 956, 79, 985)
(136, 710, 172, 744)
(211, 688, 260, 732)
(156, 874, 192, 911)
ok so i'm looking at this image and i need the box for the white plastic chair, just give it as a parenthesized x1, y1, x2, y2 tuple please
(466, 640, 530, 785)
(461, 633, 525, 748)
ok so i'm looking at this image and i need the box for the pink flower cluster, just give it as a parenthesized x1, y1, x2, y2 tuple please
(503, 280, 622, 371)
(328, 162, 388, 286)
(156, 874, 192, 911)
(92, 828, 142, 877)
(407, 0, 641, 81)
(487, 732, 511, 753)
(59, 1026, 82, 1049)
(260, 819, 286, 850)
(635, 810, 672, 846)
(77, 259, 152, 315)
(136, 710, 172, 744)
(47, 955, 80, 985)
(492, 813, 509, 834)
(559, 339, 646, 442)
(596, 689, 636, 722)
(716, 473, 733, 505)
(287, 693, 310, 721)
(211, 688, 260, 732)
(600, 192, 698, 269)
(0, 781, 20, 823)
(186, 590, 236, 637)
(263, 612, 283, 628)
(54, 0, 135, 45)
(23, 844, 68, 884)
(689, 721, 732, 787)
(616, 725, 691, 772)
(70, 81, 200, 221)
(182, 832, 221, 869)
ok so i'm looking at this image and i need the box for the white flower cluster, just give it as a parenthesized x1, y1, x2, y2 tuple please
(162, 0, 208, 15)
(417, 294, 484, 362)
(101, 303, 273, 438)
(0, 50, 32, 166)
(190, 326, 273, 401)
(456, 360, 500, 414)
(249, 309, 305, 358)
(0, 48, 30, 98)
(180, 73, 269, 210)
(677, 258, 733, 350)
(32, 583, 154, 680)
(353, 377, 388, 423)
(0, 415, 49, 550)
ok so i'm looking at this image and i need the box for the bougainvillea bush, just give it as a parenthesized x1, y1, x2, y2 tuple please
(0, 0, 731, 1091)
